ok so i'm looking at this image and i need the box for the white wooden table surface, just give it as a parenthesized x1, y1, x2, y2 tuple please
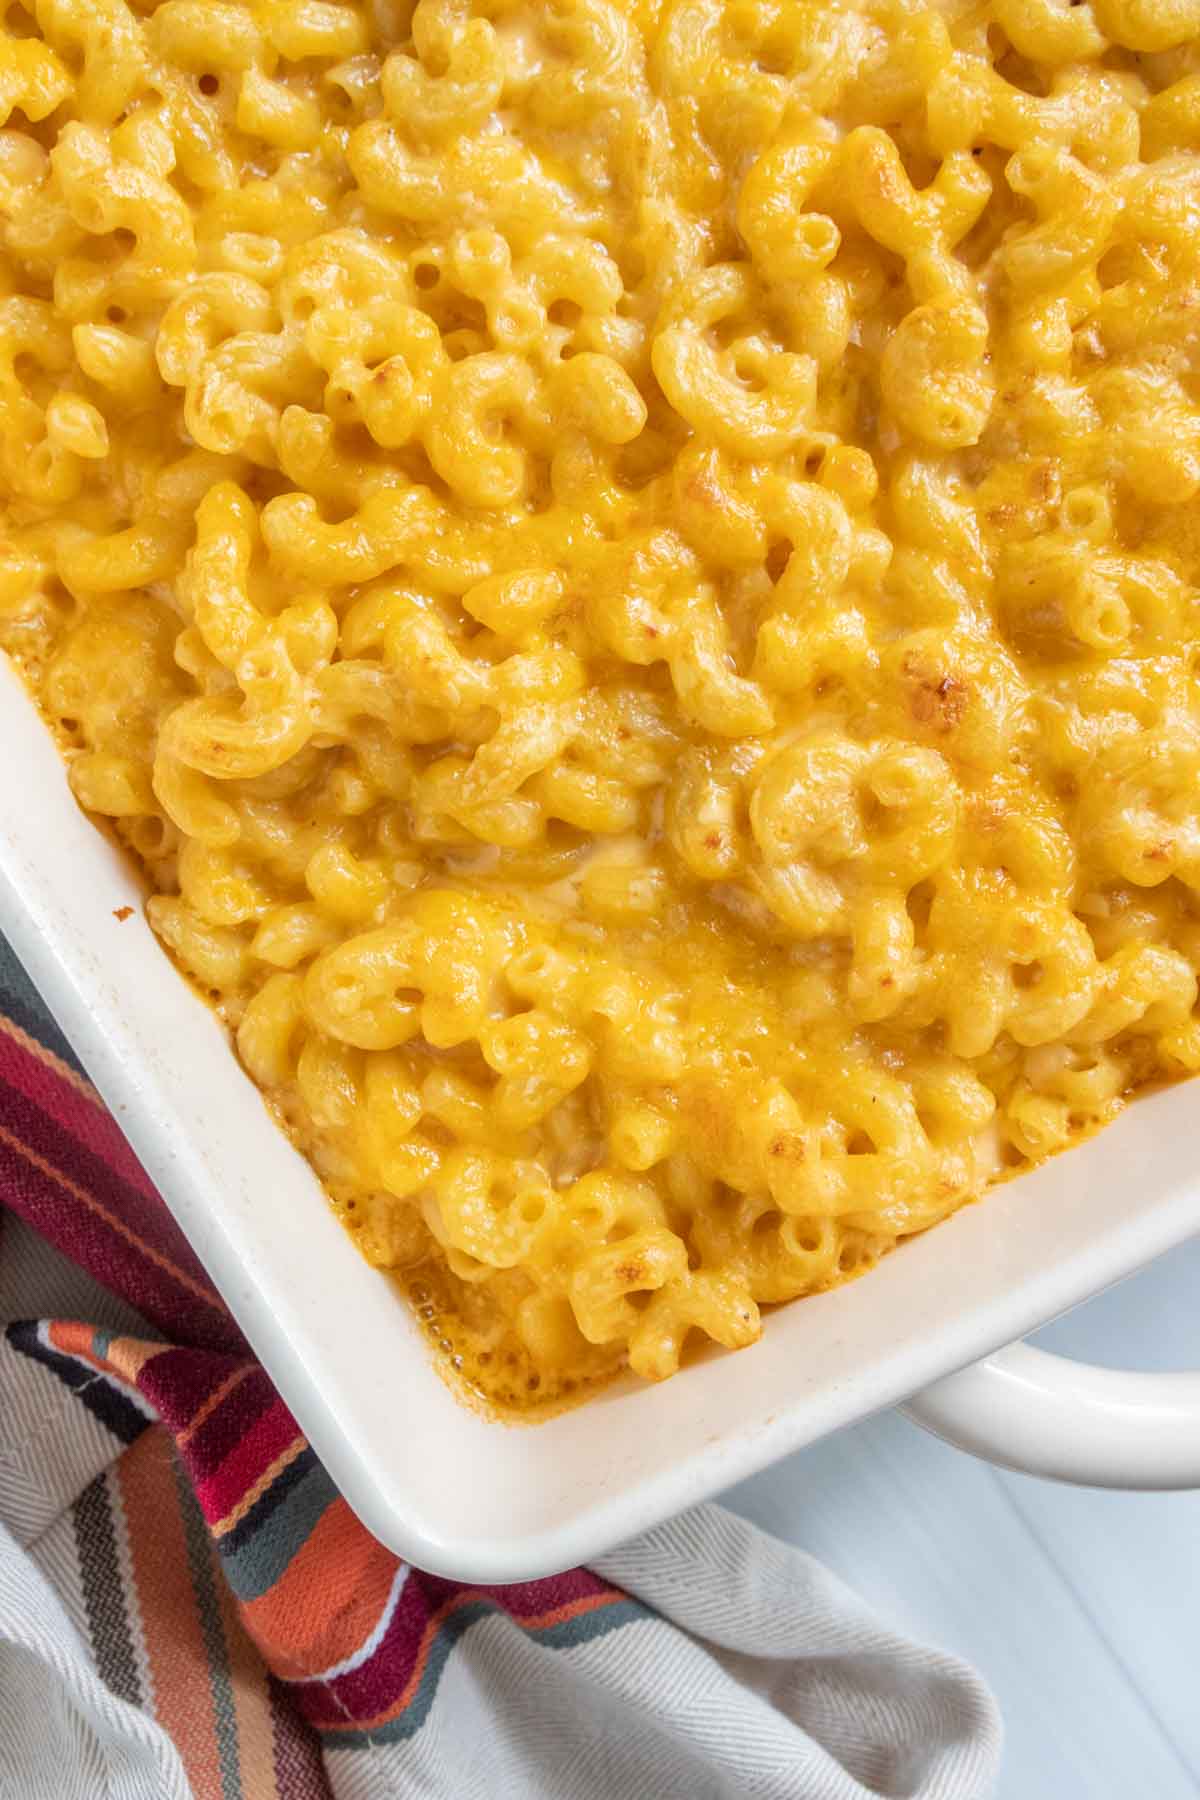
(724, 1235, 1200, 1799)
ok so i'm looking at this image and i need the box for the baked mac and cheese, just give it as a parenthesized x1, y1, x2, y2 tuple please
(4, 0, 1200, 1408)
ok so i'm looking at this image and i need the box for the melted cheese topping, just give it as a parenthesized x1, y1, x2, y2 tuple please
(3, 0, 1200, 1410)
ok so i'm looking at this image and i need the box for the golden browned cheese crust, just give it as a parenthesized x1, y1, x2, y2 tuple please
(3, 0, 1200, 1409)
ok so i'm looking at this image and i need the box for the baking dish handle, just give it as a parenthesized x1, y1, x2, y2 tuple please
(903, 1342, 1200, 1489)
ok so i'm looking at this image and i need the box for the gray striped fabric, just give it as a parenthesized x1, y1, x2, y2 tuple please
(0, 1214, 1003, 1800)
(0, 1515, 192, 1800)
(327, 1507, 1002, 1800)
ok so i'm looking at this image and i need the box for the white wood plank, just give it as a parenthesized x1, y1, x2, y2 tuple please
(994, 1238, 1200, 1780)
(724, 1407, 1197, 1799)
(1031, 1233, 1200, 1372)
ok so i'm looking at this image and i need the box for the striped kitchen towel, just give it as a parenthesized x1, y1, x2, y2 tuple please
(0, 931, 1003, 1800)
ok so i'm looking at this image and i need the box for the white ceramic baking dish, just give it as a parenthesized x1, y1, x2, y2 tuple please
(4, 653, 1200, 1581)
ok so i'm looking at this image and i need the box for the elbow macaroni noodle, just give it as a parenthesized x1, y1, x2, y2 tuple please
(4, 0, 1200, 1406)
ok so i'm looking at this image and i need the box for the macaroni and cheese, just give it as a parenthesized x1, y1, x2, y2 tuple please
(4, 0, 1200, 1410)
